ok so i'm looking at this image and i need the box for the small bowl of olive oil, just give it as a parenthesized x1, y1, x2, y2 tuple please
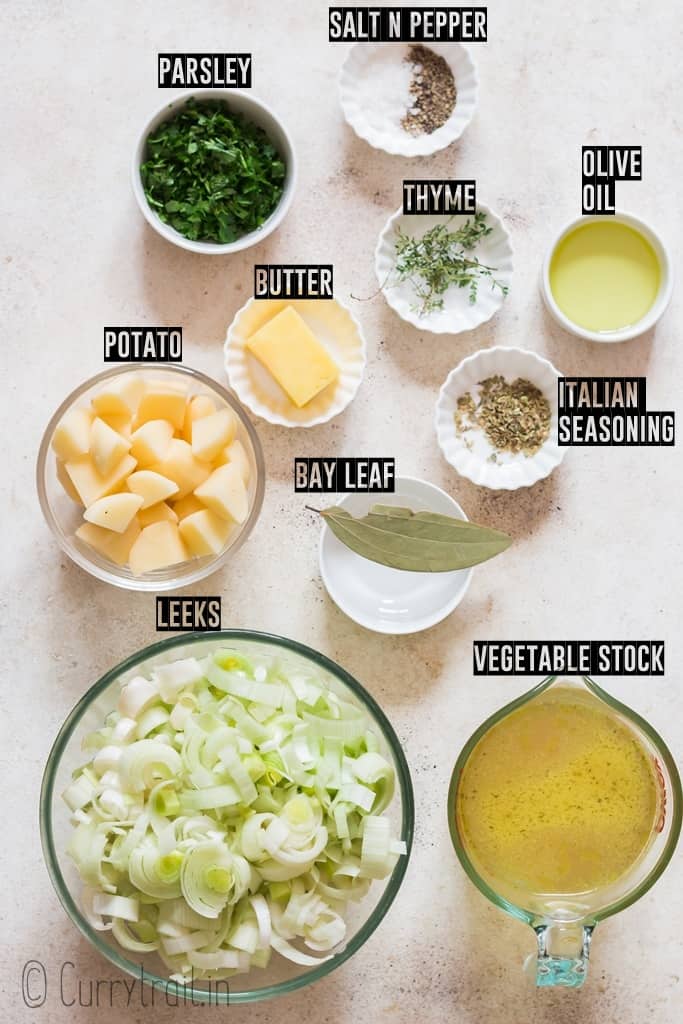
(541, 211, 672, 342)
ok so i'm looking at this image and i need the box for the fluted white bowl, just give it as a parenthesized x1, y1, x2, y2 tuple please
(225, 298, 367, 428)
(435, 347, 566, 490)
(375, 202, 513, 334)
(340, 41, 478, 157)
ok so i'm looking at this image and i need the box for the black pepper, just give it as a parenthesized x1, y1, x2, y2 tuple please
(402, 45, 457, 136)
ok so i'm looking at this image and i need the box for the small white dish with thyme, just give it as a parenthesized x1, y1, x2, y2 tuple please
(374, 203, 513, 334)
(435, 347, 566, 490)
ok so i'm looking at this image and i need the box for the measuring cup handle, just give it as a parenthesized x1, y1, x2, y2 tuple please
(531, 923, 594, 987)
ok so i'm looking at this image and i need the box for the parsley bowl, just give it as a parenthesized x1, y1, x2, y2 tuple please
(131, 89, 297, 255)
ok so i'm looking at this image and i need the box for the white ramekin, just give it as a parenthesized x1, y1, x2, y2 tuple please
(339, 41, 478, 157)
(131, 89, 297, 255)
(540, 210, 672, 343)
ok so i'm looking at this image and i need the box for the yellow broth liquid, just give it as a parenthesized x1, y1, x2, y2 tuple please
(456, 690, 659, 900)
(549, 221, 660, 332)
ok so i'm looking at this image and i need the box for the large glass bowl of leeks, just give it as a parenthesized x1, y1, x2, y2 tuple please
(40, 631, 413, 1004)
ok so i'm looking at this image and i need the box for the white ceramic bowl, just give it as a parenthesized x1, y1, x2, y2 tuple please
(541, 210, 672, 342)
(339, 41, 478, 157)
(132, 89, 297, 255)
(225, 297, 367, 428)
(435, 347, 565, 490)
(375, 203, 513, 334)
(319, 477, 473, 634)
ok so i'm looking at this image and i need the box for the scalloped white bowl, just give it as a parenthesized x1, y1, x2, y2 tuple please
(224, 298, 367, 428)
(435, 347, 566, 490)
(376, 203, 513, 334)
(339, 41, 478, 157)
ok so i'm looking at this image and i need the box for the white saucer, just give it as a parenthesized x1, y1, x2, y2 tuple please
(319, 477, 473, 635)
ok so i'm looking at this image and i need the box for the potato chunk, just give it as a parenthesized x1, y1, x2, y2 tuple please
(90, 418, 132, 476)
(130, 419, 174, 468)
(171, 493, 205, 520)
(191, 409, 237, 462)
(84, 493, 144, 533)
(179, 509, 233, 556)
(65, 454, 137, 508)
(127, 470, 179, 509)
(215, 439, 251, 484)
(56, 459, 82, 503)
(195, 463, 249, 524)
(182, 394, 216, 442)
(137, 501, 178, 527)
(51, 407, 92, 462)
(152, 439, 210, 499)
(129, 522, 188, 575)
(76, 518, 141, 566)
(99, 412, 133, 438)
(136, 382, 188, 430)
(92, 375, 145, 417)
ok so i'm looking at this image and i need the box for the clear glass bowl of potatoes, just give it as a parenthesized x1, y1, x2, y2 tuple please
(37, 365, 265, 590)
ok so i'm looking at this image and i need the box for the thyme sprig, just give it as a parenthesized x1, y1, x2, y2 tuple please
(390, 212, 509, 316)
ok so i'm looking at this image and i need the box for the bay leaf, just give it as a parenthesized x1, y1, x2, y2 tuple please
(368, 505, 501, 539)
(319, 505, 511, 572)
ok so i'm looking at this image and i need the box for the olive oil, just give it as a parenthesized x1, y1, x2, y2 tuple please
(455, 688, 660, 901)
(549, 220, 660, 333)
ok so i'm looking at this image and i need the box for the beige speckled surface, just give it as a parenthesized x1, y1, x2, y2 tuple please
(3, 0, 682, 1020)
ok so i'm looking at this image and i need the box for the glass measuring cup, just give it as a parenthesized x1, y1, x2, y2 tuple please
(448, 676, 681, 987)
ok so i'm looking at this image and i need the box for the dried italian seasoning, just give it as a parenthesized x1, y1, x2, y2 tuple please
(455, 377, 551, 457)
(402, 45, 457, 136)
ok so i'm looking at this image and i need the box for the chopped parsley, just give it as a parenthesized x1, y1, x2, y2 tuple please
(140, 99, 286, 244)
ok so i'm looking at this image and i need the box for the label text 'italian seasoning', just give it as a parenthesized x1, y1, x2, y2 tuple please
(557, 376, 675, 446)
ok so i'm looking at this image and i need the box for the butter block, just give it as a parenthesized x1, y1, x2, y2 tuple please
(246, 306, 338, 408)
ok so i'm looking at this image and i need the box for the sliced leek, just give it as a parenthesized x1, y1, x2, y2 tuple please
(64, 648, 406, 981)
